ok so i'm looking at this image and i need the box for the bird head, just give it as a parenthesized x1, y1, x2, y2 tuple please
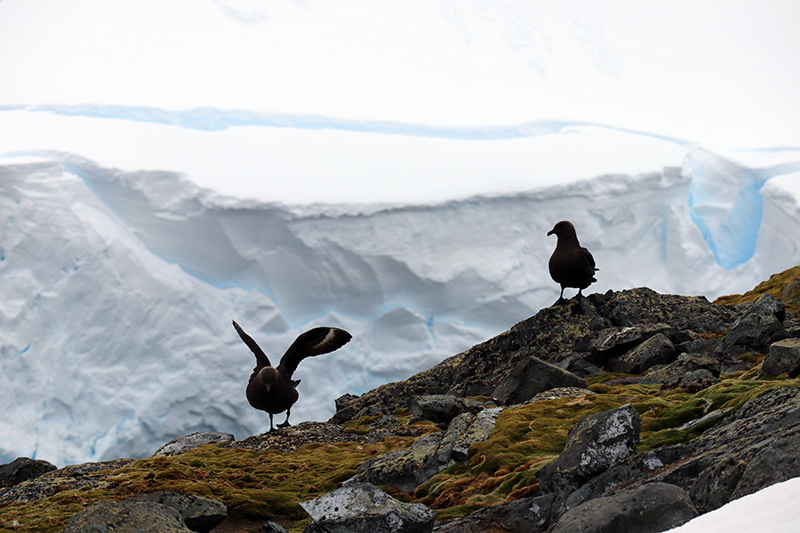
(547, 220, 577, 239)
(258, 367, 279, 392)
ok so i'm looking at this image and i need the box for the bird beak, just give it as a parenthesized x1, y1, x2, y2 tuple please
(547, 229, 555, 236)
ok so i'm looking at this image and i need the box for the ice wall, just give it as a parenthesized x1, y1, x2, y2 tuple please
(1, 151, 800, 466)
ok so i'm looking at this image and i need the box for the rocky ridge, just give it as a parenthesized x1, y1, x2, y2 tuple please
(1, 266, 799, 532)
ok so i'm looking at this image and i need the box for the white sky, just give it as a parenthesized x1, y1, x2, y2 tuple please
(1, 0, 798, 203)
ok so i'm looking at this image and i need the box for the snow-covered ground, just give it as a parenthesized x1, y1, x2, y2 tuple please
(667, 476, 800, 533)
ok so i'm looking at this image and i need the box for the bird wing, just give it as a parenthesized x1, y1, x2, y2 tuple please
(278, 327, 352, 379)
(232, 320, 271, 368)
(581, 246, 598, 272)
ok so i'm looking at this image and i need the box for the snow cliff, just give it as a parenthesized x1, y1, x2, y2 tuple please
(2, 149, 799, 466)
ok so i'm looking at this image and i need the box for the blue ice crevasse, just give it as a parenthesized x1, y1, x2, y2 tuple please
(686, 148, 766, 270)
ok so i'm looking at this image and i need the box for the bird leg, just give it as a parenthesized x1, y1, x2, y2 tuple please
(555, 286, 566, 305)
(277, 409, 292, 428)
(268, 413, 275, 433)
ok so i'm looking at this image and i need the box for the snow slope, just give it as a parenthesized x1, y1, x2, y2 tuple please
(667, 476, 800, 533)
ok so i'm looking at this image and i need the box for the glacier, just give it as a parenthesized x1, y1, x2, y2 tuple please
(2, 147, 800, 467)
(1, 0, 799, 469)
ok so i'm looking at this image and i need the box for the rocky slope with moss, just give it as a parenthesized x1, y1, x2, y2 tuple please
(1, 267, 800, 532)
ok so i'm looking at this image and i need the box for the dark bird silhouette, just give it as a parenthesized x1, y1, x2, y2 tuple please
(232, 320, 352, 432)
(547, 220, 598, 301)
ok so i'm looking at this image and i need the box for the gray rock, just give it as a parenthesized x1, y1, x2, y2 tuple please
(331, 288, 738, 423)
(590, 288, 738, 332)
(153, 432, 235, 456)
(723, 294, 788, 350)
(0, 458, 133, 503)
(63, 500, 192, 532)
(537, 404, 641, 493)
(301, 483, 436, 533)
(349, 407, 501, 491)
(336, 393, 360, 411)
(610, 333, 676, 374)
(450, 407, 502, 461)
(0, 457, 57, 488)
(433, 492, 561, 533)
(593, 323, 678, 356)
(752, 293, 786, 321)
(551, 482, 698, 533)
(439, 413, 475, 464)
(621, 387, 800, 513)
(348, 432, 450, 492)
(409, 395, 490, 425)
(677, 408, 732, 431)
(131, 491, 227, 532)
(552, 351, 605, 377)
(564, 445, 692, 510)
(331, 393, 362, 424)
(759, 338, 800, 377)
(524, 387, 596, 404)
(640, 353, 720, 392)
(491, 355, 588, 405)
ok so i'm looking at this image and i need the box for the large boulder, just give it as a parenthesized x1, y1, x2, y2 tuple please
(63, 500, 192, 532)
(759, 338, 800, 377)
(722, 294, 788, 351)
(301, 483, 436, 533)
(0, 457, 57, 489)
(491, 355, 588, 405)
(640, 352, 720, 392)
(537, 404, 641, 493)
(409, 395, 491, 425)
(433, 492, 562, 533)
(131, 491, 227, 532)
(551, 482, 698, 533)
(609, 333, 676, 374)
(592, 323, 679, 357)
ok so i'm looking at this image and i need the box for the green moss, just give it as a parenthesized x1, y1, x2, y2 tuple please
(738, 352, 766, 365)
(415, 393, 625, 513)
(715, 265, 800, 312)
(0, 438, 415, 533)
